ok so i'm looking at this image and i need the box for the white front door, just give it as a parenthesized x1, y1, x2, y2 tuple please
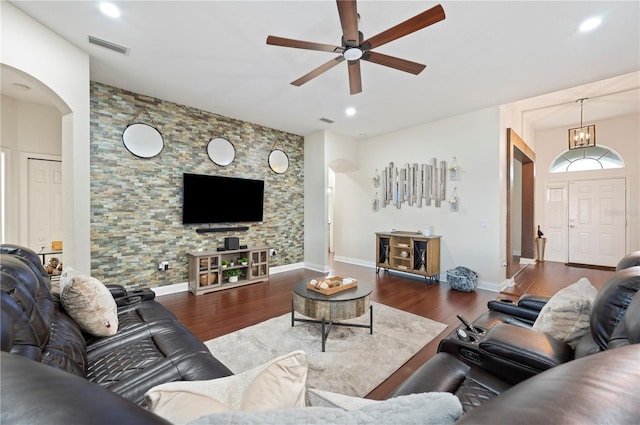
(568, 178, 626, 267)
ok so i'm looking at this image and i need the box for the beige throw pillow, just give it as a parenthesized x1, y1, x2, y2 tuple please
(146, 350, 308, 424)
(532, 277, 597, 347)
(59, 268, 118, 337)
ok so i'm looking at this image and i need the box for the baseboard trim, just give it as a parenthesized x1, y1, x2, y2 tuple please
(152, 282, 188, 296)
(305, 262, 331, 273)
(270, 262, 305, 274)
(333, 255, 375, 268)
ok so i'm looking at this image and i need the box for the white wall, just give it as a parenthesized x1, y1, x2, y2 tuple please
(1, 3, 90, 271)
(331, 107, 504, 289)
(534, 113, 640, 259)
(304, 131, 328, 272)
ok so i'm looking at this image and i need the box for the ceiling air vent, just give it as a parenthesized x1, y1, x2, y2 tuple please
(88, 36, 130, 55)
(319, 117, 335, 124)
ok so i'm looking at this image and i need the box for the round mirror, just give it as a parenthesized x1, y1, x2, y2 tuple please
(268, 149, 289, 174)
(207, 137, 236, 166)
(122, 123, 164, 158)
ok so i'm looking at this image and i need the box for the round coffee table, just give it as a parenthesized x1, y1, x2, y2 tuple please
(291, 279, 373, 352)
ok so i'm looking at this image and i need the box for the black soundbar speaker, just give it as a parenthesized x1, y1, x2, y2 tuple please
(224, 237, 239, 250)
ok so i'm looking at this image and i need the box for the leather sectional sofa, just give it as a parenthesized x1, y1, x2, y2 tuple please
(0, 244, 232, 407)
(2, 245, 639, 424)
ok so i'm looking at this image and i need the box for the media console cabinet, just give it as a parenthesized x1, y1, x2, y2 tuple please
(187, 246, 269, 296)
(375, 231, 441, 282)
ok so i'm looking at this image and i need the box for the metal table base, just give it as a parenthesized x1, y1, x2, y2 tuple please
(291, 300, 373, 352)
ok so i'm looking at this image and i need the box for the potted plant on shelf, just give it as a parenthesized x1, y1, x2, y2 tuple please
(240, 257, 248, 265)
(221, 260, 229, 269)
(225, 269, 241, 283)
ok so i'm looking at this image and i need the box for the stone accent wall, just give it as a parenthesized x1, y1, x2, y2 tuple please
(90, 82, 304, 290)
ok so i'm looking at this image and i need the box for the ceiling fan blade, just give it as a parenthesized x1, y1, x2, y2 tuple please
(337, 0, 359, 47)
(291, 56, 346, 86)
(347, 60, 362, 95)
(267, 35, 344, 53)
(362, 4, 445, 50)
(362, 51, 426, 75)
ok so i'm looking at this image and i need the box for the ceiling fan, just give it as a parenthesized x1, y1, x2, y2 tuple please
(266, 1, 445, 95)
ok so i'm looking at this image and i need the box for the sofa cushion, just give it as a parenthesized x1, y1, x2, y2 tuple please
(60, 268, 118, 337)
(532, 277, 597, 347)
(146, 350, 307, 423)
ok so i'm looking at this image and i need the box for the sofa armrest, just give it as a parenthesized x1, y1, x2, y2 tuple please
(114, 289, 156, 307)
(479, 324, 572, 373)
(389, 353, 471, 397)
(487, 294, 549, 324)
(517, 294, 550, 311)
(106, 284, 127, 298)
(1, 352, 171, 425)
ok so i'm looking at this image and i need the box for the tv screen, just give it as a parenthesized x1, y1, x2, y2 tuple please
(182, 173, 264, 224)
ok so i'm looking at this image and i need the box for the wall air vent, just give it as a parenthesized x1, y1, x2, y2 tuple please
(319, 117, 335, 124)
(88, 36, 130, 55)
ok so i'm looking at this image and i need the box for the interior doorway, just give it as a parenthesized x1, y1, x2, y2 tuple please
(507, 129, 535, 279)
(27, 157, 62, 253)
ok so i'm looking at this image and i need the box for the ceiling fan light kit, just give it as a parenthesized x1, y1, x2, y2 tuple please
(267, 1, 445, 95)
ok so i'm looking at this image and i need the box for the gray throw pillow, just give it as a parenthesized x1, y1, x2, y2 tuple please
(532, 277, 597, 347)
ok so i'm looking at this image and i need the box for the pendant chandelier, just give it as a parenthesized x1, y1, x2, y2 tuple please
(568, 98, 596, 149)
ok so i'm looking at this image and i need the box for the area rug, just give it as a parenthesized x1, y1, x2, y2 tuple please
(204, 302, 448, 397)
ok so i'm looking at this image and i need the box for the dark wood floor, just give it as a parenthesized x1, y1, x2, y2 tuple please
(157, 258, 614, 400)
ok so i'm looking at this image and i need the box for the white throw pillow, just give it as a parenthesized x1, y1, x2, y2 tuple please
(532, 277, 598, 347)
(59, 267, 118, 337)
(146, 350, 308, 424)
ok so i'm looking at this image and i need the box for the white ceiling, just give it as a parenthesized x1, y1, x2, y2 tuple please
(5, 1, 640, 138)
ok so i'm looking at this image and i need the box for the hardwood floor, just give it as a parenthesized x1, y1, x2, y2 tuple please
(157, 258, 614, 400)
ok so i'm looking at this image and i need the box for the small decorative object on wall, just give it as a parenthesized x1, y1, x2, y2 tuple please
(207, 136, 236, 166)
(268, 140, 289, 174)
(449, 157, 459, 180)
(373, 169, 380, 187)
(449, 187, 459, 212)
(122, 106, 164, 158)
(372, 193, 379, 211)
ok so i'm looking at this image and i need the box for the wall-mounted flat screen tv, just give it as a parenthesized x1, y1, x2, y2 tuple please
(182, 173, 264, 224)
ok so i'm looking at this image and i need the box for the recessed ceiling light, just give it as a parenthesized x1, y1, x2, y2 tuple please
(99, 2, 121, 18)
(12, 83, 31, 91)
(579, 17, 601, 32)
(345, 107, 356, 116)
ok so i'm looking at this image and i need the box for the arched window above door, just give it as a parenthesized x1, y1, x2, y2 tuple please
(549, 145, 624, 173)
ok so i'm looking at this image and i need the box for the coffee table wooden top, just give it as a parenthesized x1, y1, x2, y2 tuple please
(292, 279, 372, 321)
(293, 279, 372, 302)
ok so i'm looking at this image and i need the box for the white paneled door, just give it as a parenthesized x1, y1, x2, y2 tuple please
(568, 178, 626, 267)
(28, 159, 62, 253)
(544, 184, 567, 263)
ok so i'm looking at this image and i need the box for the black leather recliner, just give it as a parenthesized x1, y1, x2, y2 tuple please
(391, 263, 640, 413)
(0, 244, 232, 405)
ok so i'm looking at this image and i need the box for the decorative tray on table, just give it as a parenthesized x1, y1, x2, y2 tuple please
(307, 276, 358, 295)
